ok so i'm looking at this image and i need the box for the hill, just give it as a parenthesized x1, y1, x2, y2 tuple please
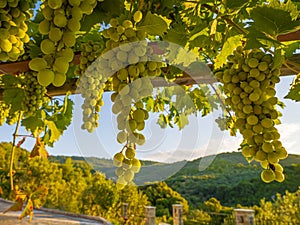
(50, 151, 300, 208)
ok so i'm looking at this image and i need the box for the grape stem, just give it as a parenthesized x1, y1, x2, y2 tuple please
(9, 111, 23, 191)
(283, 61, 300, 74)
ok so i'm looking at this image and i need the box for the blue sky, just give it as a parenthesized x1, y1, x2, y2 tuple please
(1, 75, 299, 163)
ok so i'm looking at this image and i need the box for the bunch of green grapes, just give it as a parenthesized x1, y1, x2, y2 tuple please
(74, 41, 104, 77)
(113, 144, 141, 189)
(31, 0, 98, 87)
(6, 111, 19, 125)
(0, 101, 10, 125)
(76, 41, 105, 133)
(0, 0, 32, 61)
(215, 47, 286, 183)
(22, 71, 47, 117)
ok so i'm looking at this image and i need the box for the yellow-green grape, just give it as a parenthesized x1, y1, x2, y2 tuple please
(216, 47, 285, 182)
(40, 39, 56, 54)
(53, 57, 69, 74)
(29, 57, 48, 71)
(125, 147, 135, 159)
(53, 13, 67, 27)
(38, 20, 50, 35)
(131, 158, 141, 173)
(133, 11, 143, 23)
(261, 169, 275, 183)
(52, 73, 66, 87)
(49, 27, 63, 42)
(37, 69, 55, 86)
(48, 0, 63, 9)
(113, 152, 124, 167)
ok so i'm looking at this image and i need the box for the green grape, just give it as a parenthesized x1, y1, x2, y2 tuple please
(261, 169, 275, 183)
(133, 11, 143, 23)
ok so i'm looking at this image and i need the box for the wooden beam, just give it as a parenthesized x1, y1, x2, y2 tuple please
(0, 53, 299, 99)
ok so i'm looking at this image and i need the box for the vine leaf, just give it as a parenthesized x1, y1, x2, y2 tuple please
(163, 23, 188, 46)
(215, 35, 243, 69)
(285, 76, 300, 101)
(249, 6, 300, 37)
(272, 48, 285, 70)
(137, 12, 169, 36)
(1, 74, 21, 86)
(44, 120, 62, 144)
(21, 110, 45, 133)
(3, 88, 24, 112)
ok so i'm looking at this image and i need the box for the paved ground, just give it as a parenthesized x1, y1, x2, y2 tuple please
(0, 198, 111, 224)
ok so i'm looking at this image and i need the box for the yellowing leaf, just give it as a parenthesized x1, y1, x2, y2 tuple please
(44, 120, 62, 143)
(215, 35, 243, 69)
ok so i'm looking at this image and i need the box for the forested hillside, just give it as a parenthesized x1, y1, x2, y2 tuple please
(50, 149, 300, 207)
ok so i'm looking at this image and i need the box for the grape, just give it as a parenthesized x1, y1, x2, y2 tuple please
(133, 11, 143, 23)
(37, 69, 55, 86)
(261, 169, 275, 183)
(215, 47, 286, 182)
(29, 58, 48, 71)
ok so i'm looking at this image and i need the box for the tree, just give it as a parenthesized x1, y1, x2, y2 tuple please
(1, 0, 300, 219)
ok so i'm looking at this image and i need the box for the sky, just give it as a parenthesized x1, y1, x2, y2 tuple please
(1, 75, 300, 163)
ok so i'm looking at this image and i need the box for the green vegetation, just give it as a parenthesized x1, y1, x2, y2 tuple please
(1, 142, 300, 224)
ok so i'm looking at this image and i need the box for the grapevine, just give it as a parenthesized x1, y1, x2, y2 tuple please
(215, 47, 287, 183)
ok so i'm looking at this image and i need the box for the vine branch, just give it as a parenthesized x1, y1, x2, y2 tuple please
(9, 111, 23, 191)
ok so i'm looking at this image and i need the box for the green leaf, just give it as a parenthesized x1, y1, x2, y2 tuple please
(44, 120, 62, 144)
(1, 74, 21, 86)
(21, 112, 45, 133)
(80, 6, 106, 32)
(55, 98, 73, 131)
(215, 35, 243, 69)
(225, 0, 248, 9)
(3, 88, 24, 112)
(137, 12, 169, 36)
(283, 41, 300, 58)
(249, 6, 300, 37)
(285, 76, 300, 101)
(272, 48, 285, 70)
(163, 23, 188, 46)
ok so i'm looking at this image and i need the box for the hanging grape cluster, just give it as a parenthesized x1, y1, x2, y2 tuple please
(22, 71, 47, 117)
(215, 47, 287, 183)
(77, 41, 105, 133)
(29, 0, 99, 87)
(0, 101, 10, 125)
(0, 0, 31, 61)
(113, 144, 141, 189)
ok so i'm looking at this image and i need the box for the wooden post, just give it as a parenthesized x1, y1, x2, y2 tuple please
(233, 209, 255, 225)
(122, 203, 129, 220)
(145, 206, 156, 225)
(172, 204, 183, 225)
